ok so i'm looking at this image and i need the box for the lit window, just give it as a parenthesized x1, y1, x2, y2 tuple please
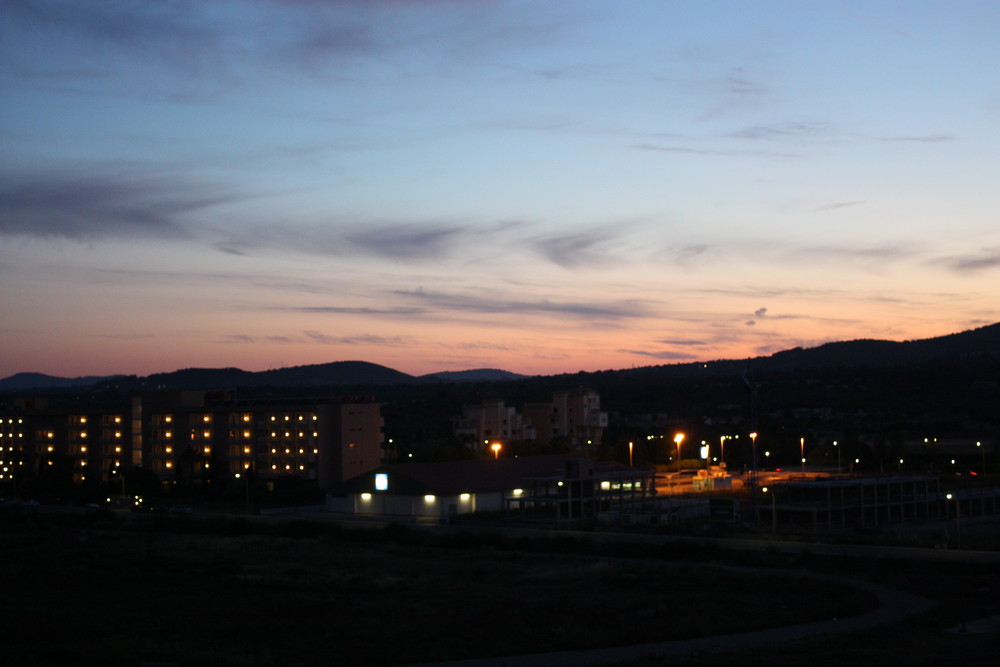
(284, 416, 290, 421)
(114, 431, 121, 438)
(164, 416, 172, 423)
(203, 446, 211, 454)
(114, 446, 121, 453)
(114, 416, 121, 424)
(80, 417, 87, 424)
(299, 465, 305, 470)
(47, 432, 54, 439)
(243, 430, 251, 438)
(243, 446, 251, 454)
(165, 431, 172, 439)
(374, 473, 388, 490)
(166, 461, 173, 468)
(512, 488, 523, 496)
(270, 416, 276, 422)
(460, 493, 470, 501)
(203, 430, 210, 438)
(243, 415, 251, 422)
(298, 416, 303, 421)
(165, 446, 172, 454)
(313, 448, 318, 454)
(271, 464, 277, 470)
(424, 494, 436, 503)
(80, 445, 87, 453)
(203, 416, 211, 423)
(312, 432, 318, 437)
(312, 415, 317, 420)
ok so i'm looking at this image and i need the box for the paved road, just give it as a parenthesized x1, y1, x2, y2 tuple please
(399, 574, 934, 667)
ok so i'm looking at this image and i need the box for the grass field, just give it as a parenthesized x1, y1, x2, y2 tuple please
(0, 511, 882, 666)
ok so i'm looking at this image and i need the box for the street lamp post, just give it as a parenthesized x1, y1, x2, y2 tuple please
(235, 472, 250, 514)
(674, 433, 685, 473)
(628, 441, 634, 467)
(763, 486, 776, 534)
(800, 437, 805, 474)
(833, 440, 840, 474)
(946, 492, 961, 549)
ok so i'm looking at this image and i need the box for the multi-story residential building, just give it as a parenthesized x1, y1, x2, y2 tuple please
(454, 389, 607, 453)
(0, 391, 383, 490)
(452, 398, 536, 448)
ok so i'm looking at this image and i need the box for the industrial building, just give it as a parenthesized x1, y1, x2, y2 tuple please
(327, 454, 655, 522)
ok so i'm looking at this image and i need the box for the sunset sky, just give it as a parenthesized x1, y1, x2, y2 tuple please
(3, 1, 1000, 379)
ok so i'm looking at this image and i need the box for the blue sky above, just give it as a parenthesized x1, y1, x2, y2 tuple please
(2, 0, 999, 377)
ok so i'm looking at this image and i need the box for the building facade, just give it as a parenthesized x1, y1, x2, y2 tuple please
(454, 388, 608, 453)
(0, 391, 383, 490)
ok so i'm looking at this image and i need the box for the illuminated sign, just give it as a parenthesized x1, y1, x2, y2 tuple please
(374, 473, 388, 491)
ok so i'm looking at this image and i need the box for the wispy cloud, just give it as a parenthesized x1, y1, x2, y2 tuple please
(395, 288, 651, 320)
(814, 201, 864, 212)
(881, 135, 955, 143)
(303, 330, 409, 346)
(632, 143, 798, 159)
(0, 168, 233, 240)
(729, 121, 836, 140)
(533, 230, 617, 268)
(936, 249, 1000, 274)
(272, 305, 426, 317)
(620, 348, 698, 361)
(343, 224, 466, 260)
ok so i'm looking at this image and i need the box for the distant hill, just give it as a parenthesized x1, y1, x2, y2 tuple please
(3, 322, 998, 392)
(107, 361, 417, 391)
(0, 372, 124, 391)
(757, 322, 1000, 370)
(420, 369, 531, 382)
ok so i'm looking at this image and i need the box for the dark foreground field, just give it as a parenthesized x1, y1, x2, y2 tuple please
(0, 511, 997, 666)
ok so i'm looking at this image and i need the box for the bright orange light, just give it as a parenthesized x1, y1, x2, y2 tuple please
(490, 442, 502, 459)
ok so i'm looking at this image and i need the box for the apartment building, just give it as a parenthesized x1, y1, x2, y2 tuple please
(454, 388, 608, 452)
(0, 391, 382, 489)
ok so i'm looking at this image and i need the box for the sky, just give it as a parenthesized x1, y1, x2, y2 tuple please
(2, 0, 1000, 379)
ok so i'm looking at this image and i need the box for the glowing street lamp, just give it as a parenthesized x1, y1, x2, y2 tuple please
(800, 437, 806, 474)
(749, 432, 758, 480)
(491, 442, 502, 459)
(628, 441, 634, 467)
(674, 433, 685, 472)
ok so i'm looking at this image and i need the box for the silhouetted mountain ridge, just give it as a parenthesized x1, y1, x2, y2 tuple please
(3, 322, 998, 392)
